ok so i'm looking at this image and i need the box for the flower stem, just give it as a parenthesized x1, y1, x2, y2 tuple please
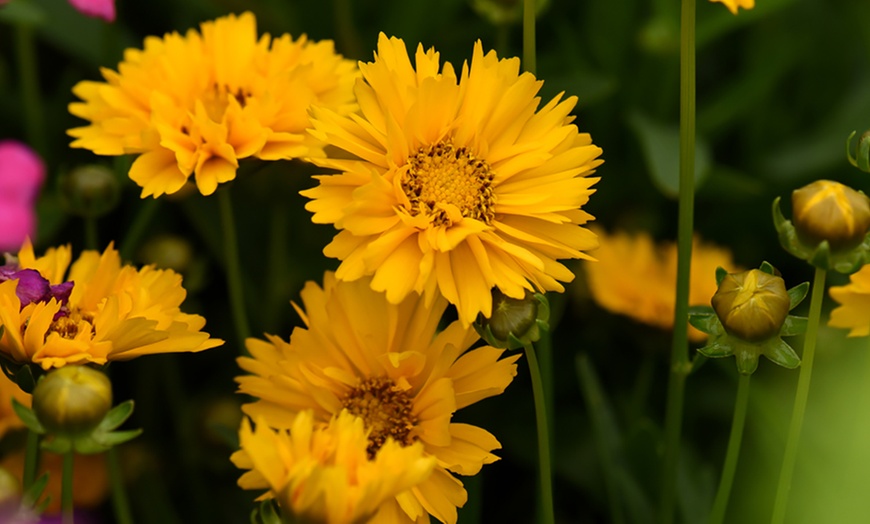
(62, 451, 75, 524)
(709, 373, 751, 524)
(84, 217, 99, 251)
(525, 342, 554, 524)
(218, 188, 252, 353)
(15, 24, 46, 157)
(523, 0, 536, 75)
(770, 266, 826, 523)
(22, 430, 39, 489)
(660, 0, 696, 521)
(120, 198, 160, 261)
(108, 447, 134, 524)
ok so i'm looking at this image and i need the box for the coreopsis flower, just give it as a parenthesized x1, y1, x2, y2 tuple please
(0, 141, 44, 251)
(237, 273, 520, 523)
(710, 0, 755, 15)
(68, 12, 358, 198)
(302, 34, 602, 325)
(829, 263, 870, 337)
(232, 411, 435, 524)
(583, 228, 739, 342)
(0, 240, 222, 370)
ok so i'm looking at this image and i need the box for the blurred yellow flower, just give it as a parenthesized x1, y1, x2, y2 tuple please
(302, 34, 602, 325)
(68, 12, 358, 198)
(583, 228, 739, 342)
(0, 372, 29, 439)
(232, 411, 435, 524)
(237, 272, 520, 524)
(829, 264, 870, 337)
(0, 240, 222, 370)
(710, 0, 755, 15)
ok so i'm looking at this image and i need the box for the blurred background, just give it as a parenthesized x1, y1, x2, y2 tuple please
(2, 0, 870, 522)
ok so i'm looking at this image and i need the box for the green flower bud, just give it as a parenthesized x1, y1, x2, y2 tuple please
(475, 289, 549, 350)
(138, 234, 194, 273)
(792, 180, 870, 252)
(32, 366, 112, 438)
(59, 164, 121, 218)
(847, 130, 870, 173)
(712, 269, 790, 342)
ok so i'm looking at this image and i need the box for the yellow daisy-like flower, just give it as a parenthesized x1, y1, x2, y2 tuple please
(583, 228, 739, 342)
(710, 0, 755, 15)
(0, 240, 223, 370)
(829, 264, 870, 337)
(302, 34, 603, 325)
(68, 12, 358, 198)
(237, 272, 520, 524)
(0, 372, 29, 439)
(232, 411, 435, 524)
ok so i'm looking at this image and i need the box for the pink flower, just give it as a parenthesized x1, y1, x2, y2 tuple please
(67, 0, 115, 22)
(0, 140, 45, 251)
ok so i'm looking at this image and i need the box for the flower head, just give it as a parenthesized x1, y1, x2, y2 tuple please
(232, 411, 435, 524)
(237, 272, 520, 523)
(0, 240, 223, 370)
(0, 141, 44, 252)
(302, 34, 602, 325)
(68, 12, 358, 198)
(583, 228, 739, 342)
(829, 263, 870, 337)
(710, 0, 755, 15)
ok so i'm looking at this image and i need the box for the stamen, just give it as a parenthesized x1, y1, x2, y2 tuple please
(340, 376, 418, 458)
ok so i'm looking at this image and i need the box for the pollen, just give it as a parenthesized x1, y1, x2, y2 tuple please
(340, 376, 418, 458)
(402, 140, 496, 227)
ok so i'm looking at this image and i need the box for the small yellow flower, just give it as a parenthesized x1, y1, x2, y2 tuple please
(68, 12, 358, 198)
(232, 411, 435, 524)
(0, 240, 222, 369)
(829, 264, 870, 337)
(583, 228, 740, 342)
(237, 272, 520, 523)
(302, 34, 602, 325)
(0, 372, 30, 439)
(710, 0, 755, 15)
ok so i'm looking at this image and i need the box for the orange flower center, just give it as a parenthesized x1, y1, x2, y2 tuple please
(340, 377, 418, 458)
(47, 311, 95, 340)
(402, 140, 496, 227)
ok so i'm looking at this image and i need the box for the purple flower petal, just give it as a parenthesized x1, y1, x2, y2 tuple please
(11, 269, 51, 307)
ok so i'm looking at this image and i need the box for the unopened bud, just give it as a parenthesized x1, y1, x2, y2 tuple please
(475, 289, 549, 349)
(712, 269, 790, 342)
(792, 180, 870, 252)
(60, 164, 120, 218)
(32, 366, 112, 437)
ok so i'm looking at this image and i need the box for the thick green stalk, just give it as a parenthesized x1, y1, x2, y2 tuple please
(525, 342, 554, 524)
(108, 447, 135, 524)
(709, 374, 751, 524)
(770, 267, 826, 523)
(660, 0, 696, 521)
(62, 451, 75, 524)
(15, 24, 46, 156)
(523, 0, 536, 75)
(22, 430, 39, 489)
(218, 189, 252, 353)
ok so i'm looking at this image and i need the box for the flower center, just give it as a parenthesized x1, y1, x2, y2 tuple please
(47, 311, 94, 340)
(402, 140, 496, 227)
(340, 377, 418, 458)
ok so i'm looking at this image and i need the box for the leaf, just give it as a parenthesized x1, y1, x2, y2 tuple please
(98, 400, 135, 432)
(787, 282, 810, 310)
(12, 398, 44, 434)
(628, 112, 712, 198)
(22, 472, 50, 510)
(781, 316, 808, 337)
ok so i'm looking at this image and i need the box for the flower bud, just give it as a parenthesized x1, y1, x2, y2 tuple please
(475, 289, 549, 349)
(33, 366, 112, 437)
(847, 130, 870, 173)
(138, 235, 194, 273)
(59, 164, 120, 218)
(792, 180, 870, 252)
(712, 269, 790, 342)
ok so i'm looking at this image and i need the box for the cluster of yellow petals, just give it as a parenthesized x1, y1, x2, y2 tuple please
(236, 272, 520, 523)
(232, 411, 435, 524)
(710, 0, 755, 15)
(829, 264, 870, 337)
(0, 241, 222, 369)
(68, 12, 358, 198)
(583, 228, 739, 342)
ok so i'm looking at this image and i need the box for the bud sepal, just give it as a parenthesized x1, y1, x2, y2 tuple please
(689, 262, 808, 375)
(474, 289, 550, 350)
(847, 130, 870, 173)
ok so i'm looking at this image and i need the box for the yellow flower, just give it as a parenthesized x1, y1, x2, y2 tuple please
(0, 240, 223, 369)
(829, 264, 870, 337)
(0, 372, 29, 439)
(302, 34, 603, 325)
(68, 12, 358, 198)
(710, 0, 755, 15)
(232, 411, 435, 524)
(237, 272, 520, 524)
(583, 228, 739, 342)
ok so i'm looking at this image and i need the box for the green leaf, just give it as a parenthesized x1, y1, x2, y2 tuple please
(12, 398, 45, 434)
(22, 472, 50, 510)
(628, 112, 712, 198)
(787, 282, 810, 310)
(781, 316, 808, 337)
(98, 400, 135, 432)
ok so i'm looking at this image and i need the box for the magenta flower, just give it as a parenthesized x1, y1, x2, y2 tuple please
(67, 0, 115, 22)
(0, 140, 45, 251)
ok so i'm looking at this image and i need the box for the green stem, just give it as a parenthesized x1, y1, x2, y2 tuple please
(108, 447, 134, 524)
(496, 23, 510, 57)
(522, 0, 536, 75)
(62, 451, 74, 524)
(22, 430, 39, 490)
(119, 198, 160, 261)
(770, 267, 826, 523)
(660, 0, 696, 521)
(218, 189, 252, 353)
(84, 217, 99, 251)
(15, 24, 46, 157)
(525, 342, 554, 524)
(709, 374, 751, 524)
